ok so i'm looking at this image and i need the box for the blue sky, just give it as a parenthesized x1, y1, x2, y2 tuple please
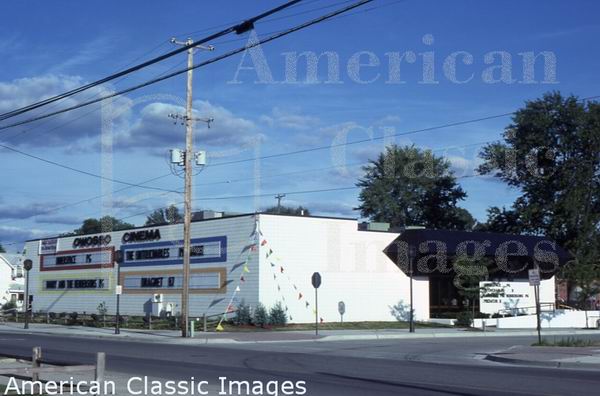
(1, 0, 599, 251)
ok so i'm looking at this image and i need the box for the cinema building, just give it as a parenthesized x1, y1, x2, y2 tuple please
(22, 212, 572, 325)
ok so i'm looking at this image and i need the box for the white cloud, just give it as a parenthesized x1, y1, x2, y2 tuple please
(112, 100, 262, 156)
(0, 74, 131, 148)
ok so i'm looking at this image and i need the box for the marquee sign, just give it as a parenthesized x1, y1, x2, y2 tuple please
(120, 236, 227, 267)
(40, 247, 114, 271)
(122, 229, 161, 244)
(72, 235, 111, 248)
(39, 238, 59, 255)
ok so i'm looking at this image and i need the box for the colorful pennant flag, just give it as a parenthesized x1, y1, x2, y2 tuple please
(240, 276, 245, 283)
(261, 240, 268, 246)
(243, 265, 250, 273)
(216, 323, 224, 332)
(280, 266, 284, 273)
(298, 292, 303, 300)
(305, 301, 310, 308)
(235, 285, 241, 292)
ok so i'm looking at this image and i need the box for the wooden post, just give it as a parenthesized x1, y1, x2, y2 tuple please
(31, 347, 42, 382)
(95, 352, 106, 395)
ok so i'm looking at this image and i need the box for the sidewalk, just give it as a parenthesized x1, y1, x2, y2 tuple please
(485, 345, 600, 369)
(1, 322, 599, 344)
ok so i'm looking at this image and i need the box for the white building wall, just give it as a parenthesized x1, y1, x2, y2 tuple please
(480, 277, 556, 315)
(23, 215, 259, 317)
(256, 214, 429, 323)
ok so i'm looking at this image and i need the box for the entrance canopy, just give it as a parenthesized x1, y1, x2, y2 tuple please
(383, 229, 573, 280)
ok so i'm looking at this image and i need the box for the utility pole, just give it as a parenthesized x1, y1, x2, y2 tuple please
(275, 193, 286, 214)
(170, 38, 214, 338)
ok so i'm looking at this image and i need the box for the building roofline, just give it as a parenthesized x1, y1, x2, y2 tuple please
(25, 212, 359, 242)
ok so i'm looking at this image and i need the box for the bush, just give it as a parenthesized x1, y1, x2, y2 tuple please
(1, 301, 17, 311)
(253, 303, 269, 328)
(269, 302, 287, 326)
(390, 300, 413, 322)
(454, 311, 473, 327)
(234, 300, 252, 326)
(67, 312, 79, 325)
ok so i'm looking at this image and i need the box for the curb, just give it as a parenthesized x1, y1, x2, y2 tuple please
(1, 326, 599, 345)
(484, 354, 600, 370)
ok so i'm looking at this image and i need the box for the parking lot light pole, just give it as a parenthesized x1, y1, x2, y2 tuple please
(408, 246, 416, 333)
(23, 259, 32, 330)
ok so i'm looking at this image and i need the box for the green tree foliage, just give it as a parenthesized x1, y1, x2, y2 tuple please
(268, 301, 288, 326)
(234, 299, 252, 326)
(478, 92, 600, 249)
(477, 92, 600, 305)
(0, 243, 5, 253)
(475, 206, 523, 234)
(357, 145, 472, 230)
(263, 206, 310, 216)
(145, 205, 183, 226)
(72, 216, 135, 235)
(252, 302, 269, 327)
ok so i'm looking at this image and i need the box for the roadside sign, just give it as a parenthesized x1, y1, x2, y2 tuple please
(338, 301, 345, 315)
(528, 269, 540, 286)
(23, 259, 33, 271)
(115, 285, 123, 295)
(311, 272, 322, 289)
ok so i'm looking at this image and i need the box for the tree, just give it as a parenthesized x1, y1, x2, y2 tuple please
(73, 216, 135, 235)
(0, 244, 5, 253)
(356, 145, 472, 230)
(252, 303, 269, 328)
(475, 206, 523, 234)
(268, 302, 288, 326)
(263, 205, 310, 216)
(477, 92, 600, 304)
(145, 205, 183, 226)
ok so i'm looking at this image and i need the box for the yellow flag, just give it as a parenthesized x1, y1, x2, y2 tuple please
(243, 265, 250, 273)
(216, 323, 224, 332)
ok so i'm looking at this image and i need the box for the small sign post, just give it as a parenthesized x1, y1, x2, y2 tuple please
(529, 268, 542, 344)
(338, 301, 345, 323)
(311, 272, 321, 336)
(23, 259, 32, 330)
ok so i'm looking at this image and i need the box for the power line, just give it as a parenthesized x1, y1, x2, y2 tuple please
(0, 0, 305, 123)
(1, 173, 483, 248)
(0, 143, 178, 193)
(0, 0, 374, 132)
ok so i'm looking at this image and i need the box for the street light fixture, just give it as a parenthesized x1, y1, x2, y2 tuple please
(408, 246, 416, 333)
(23, 259, 32, 330)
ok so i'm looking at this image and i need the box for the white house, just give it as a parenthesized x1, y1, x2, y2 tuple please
(0, 253, 25, 309)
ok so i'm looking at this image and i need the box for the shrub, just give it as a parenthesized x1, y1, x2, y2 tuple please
(455, 311, 473, 327)
(234, 300, 252, 326)
(1, 301, 17, 311)
(390, 300, 413, 322)
(269, 302, 287, 326)
(253, 303, 269, 328)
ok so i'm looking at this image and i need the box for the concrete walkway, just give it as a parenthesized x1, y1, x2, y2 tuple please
(1, 322, 599, 345)
(486, 345, 600, 369)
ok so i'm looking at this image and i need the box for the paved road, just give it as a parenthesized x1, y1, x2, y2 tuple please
(0, 332, 599, 395)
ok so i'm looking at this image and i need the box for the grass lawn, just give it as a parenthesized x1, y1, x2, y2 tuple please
(533, 337, 600, 347)
(216, 320, 453, 332)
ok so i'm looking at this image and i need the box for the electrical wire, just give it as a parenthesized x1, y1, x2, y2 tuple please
(0, 143, 178, 193)
(0, 0, 305, 123)
(0, 0, 375, 132)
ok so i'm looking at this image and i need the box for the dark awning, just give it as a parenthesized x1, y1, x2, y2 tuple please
(383, 229, 573, 279)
